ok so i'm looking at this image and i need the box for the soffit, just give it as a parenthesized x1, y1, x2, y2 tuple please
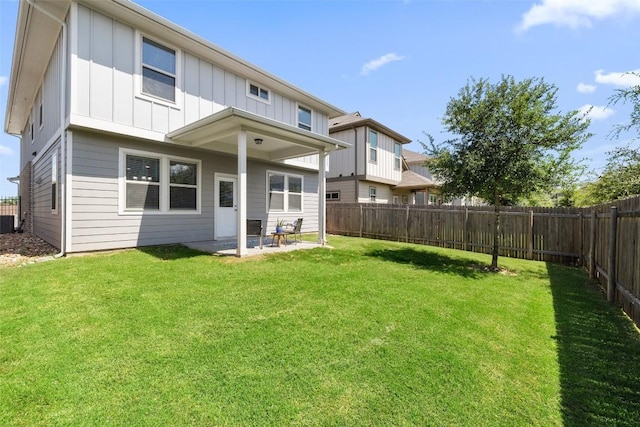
(167, 108, 351, 162)
(4, 0, 71, 134)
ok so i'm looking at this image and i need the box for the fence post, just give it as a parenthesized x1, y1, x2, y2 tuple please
(405, 205, 410, 243)
(607, 206, 617, 303)
(589, 209, 596, 279)
(464, 208, 469, 252)
(359, 204, 363, 238)
(528, 210, 534, 260)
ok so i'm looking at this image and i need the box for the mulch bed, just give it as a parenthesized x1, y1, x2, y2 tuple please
(0, 232, 58, 267)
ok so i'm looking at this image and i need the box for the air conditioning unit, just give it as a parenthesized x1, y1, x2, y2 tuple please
(0, 216, 14, 234)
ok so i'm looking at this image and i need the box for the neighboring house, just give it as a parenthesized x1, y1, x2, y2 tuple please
(400, 149, 441, 205)
(326, 112, 411, 204)
(402, 148, 484, 206)
(4, 0, 350, 256)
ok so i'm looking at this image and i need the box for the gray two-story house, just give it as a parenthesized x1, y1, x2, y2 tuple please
(4, 0, 349, 256)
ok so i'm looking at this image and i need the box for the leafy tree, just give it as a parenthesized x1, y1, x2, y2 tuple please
(584, 72, 640, 203)
(609, 71, 640, 138)
(579, 143, 640, 204)
(425, 75, 591, 269)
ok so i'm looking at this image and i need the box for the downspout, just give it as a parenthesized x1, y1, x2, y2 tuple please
(352, 126, 358, 202)
(26, 0, 67, 258)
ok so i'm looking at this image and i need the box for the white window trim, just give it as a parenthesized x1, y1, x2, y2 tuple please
(247, 81, 271, 105)
(118, 148, 201, 215)
(369, 186, 377, 202)
(394, 142, 401, 170)
(51, 151, 58, 214)
(265, 170, 304, 214)
(297, 103, 313, 131)
(369, 129, 378, 164)
(134, 32, 182, 109)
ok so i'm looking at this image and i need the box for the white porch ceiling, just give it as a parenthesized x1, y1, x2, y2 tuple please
(167, 108, 350, 162)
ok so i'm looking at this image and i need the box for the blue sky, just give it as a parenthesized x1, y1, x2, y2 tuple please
(2, 0, 640, 196)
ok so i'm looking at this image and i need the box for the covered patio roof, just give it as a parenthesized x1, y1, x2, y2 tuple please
(167, 107, 350, 257)
(167, 108, 350, 161)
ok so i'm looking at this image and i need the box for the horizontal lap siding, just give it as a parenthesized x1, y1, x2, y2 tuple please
(32, 142, 61, 249)
(70, 131, 318, 252)
(247, 162, 319, 233)
(71, 132, 215, 252)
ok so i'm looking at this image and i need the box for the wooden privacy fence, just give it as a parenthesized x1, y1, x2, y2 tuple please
(327, 198, 640, 328)
(327, 203, 584, 263)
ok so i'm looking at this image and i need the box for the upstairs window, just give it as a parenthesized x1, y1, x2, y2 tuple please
(298, 105, 312, 131)
(247, 82, 270, 104)
(142, 37, 176, 102)
(369, 129, 378, 163)
(394, 142, 402, 170)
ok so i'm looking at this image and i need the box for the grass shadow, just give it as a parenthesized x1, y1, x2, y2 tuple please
(136, 244, 208, 261)
(366, 247, 482, 278)
(546, 262, 640, 426)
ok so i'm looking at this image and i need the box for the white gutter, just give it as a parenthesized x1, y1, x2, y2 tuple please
(26, 0, 67, 258)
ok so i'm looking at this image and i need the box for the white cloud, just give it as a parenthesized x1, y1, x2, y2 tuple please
(360, 53, 405, 76)
(0, 76, 8, 87)
(0, 145, 14, 156)
(579, 104, 615, 120)
(577, 83, 597, 93)
(518, 0, 640, 32)
(594, 69, 640, 87)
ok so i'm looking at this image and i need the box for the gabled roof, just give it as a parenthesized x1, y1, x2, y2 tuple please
(5, 0, 346, 134)
(392, 170, 438, 190)
(329, 112, 411, 144)
(402, 148, 429, 165)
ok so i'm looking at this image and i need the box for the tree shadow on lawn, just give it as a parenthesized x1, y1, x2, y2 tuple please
(366, 247, 482, 279)
(137, 244, 207, 261)
(546, 262, 640, 426)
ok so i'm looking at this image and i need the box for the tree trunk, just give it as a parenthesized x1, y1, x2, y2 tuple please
(492, 191, 500, 269)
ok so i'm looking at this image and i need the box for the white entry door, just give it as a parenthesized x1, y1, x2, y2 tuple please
(215, 174, 237, 239)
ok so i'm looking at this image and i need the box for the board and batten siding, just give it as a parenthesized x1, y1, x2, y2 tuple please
(409, 164, 435, 180)
(21, 33, 63, 170)
(72, 4, 328, 140)
(328, 128, 361, 178)
(32, 141, 61, 249)
(70, 131, 319, 252)
(366, 128, 403, 184)
(326, 179, 358, 204)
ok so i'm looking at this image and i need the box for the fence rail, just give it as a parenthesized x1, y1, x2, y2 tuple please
(327, 196, 640, 328)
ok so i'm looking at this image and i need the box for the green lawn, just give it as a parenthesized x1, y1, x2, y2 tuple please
(1, 236, 639, 426)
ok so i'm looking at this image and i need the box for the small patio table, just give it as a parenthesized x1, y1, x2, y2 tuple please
(270, 232, 288, 247)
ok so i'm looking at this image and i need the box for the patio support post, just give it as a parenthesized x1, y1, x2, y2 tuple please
(236, 129, 248, 257)
(318, 149, 327, 245)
